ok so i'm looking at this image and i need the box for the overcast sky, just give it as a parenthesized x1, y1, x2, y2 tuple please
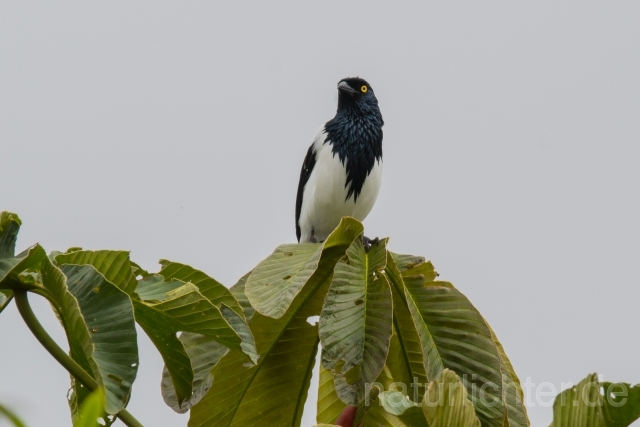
(1, 2, 639, 426)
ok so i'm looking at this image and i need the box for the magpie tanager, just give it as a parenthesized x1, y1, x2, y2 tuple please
(295, 77, 384, 244)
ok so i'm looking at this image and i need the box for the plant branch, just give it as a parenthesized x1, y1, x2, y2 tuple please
(13, 290, 144, 427)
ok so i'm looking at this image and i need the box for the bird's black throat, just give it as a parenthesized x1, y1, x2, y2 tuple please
(324, 95, 383, 202)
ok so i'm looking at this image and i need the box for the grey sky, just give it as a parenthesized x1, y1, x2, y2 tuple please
(1, 2, 639, 426)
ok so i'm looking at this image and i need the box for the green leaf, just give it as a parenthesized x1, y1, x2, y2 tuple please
(230, 271, 255, 321)
(55, 250, 137, 295)
(158, 260, 245, 319)
(0, 244, 48, 312)
(155, 261, 250, 412)
(602, 381, 640, 427)
(189, 218, 363, 427)
(319, 238, 393, 406)
(549, 373, 604, 427)
(160, 271, 257, 413)
(0, 212, 21, 259)
(486, 323, 530, 427)
(316, 346, 424, 427)
(245, 243, 322, 319)
(246, 217, 364, 319)
(0, 289, 12, 313)
(384, 253, 432, 400)
(73, 389, 105, 427)
(0, 245, 47, 290)
(133, 274, 258, 407)
(550, 373, 640, 427)
(52, 263, 139, 416)
(191, 277, 324, 427)
(0, 403, 27, 427)
(161, 332, 228, 413)
(401, 261, 505, 426)
(379, 391, 429, 426)
(134, 274, 255, 356)
(317, 365, 347, 425)
(318, 334, 426, 427)
(422, 369, 481, 427)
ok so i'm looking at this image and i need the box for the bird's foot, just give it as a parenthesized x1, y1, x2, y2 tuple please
(362, 236, 379, 252)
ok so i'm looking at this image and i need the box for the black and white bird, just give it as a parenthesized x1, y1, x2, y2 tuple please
(295, 77, 384, 244)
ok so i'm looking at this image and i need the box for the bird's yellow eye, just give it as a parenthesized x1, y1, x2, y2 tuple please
(361, 85, 368, 93)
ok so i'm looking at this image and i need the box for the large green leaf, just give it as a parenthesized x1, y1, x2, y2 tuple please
(152, 261, 249, 412)
(319, 238, 393, 406)
(133, 274, 258, 408)
(549, 373, 640, 427)
(189, 218, 363, 427)
(399, 255, 506, 427)
(384, 253, 432, 400)
(245, 217, 365, 319)
(56, 250, 137, 295)
(4, 250, 139, 419)
(422, 369, 481, 427)
(486, 323, 529, 427)
(245, 243, 322, 318)
(57, 264, 138, 414)
(317, 365, 347, 425)
(191, 276, 325, 427)
(317, 333, 426, 427)
(134, 274, 256, 356)
(161, 332, 228, 413)
(158, 260, 245, 319)
(0, 211, 21, 259)
(160, 272, 254, 413)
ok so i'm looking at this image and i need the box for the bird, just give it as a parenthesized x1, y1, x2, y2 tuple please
(295, 77, 384, 246)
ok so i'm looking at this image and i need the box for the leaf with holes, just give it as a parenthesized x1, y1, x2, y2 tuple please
(189, 218, 363, 427)
(245, 243, 321, 319)
(317, 334, 427, 427)
(319, 238, 393, 406)
(133, 274, 257, 408)
(602, 381, 640, 426)
(550, 373, 640, 427)
(55, 263, 138, 418)
(55, 250, 137, 295)
(160, 272, 255, 413)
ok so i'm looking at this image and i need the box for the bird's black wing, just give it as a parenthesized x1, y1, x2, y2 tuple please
(295, 143, 316, 242)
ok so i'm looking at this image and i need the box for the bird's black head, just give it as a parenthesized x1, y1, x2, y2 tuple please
(336, 77, 381, 118)
(325, 77, 384, 202)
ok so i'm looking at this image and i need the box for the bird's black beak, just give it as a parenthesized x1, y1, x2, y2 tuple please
(338, 81, 357, 95)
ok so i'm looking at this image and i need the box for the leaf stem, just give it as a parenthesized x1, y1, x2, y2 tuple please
(13, 290, 144, 427)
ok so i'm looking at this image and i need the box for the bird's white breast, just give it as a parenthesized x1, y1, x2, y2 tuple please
(298, 129, 382, 243)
